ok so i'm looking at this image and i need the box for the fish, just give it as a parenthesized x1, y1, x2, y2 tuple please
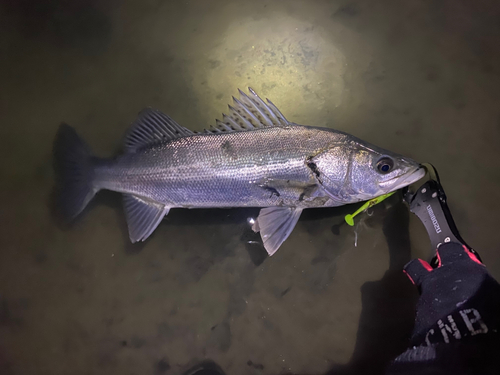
(54, 88, 424, 255)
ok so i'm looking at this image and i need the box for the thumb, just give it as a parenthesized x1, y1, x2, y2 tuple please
(404, 258, 433, 287)
(435, 242, 482, 266)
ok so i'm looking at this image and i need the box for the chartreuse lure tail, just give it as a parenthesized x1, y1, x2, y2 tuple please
(344, 192, 395, 226)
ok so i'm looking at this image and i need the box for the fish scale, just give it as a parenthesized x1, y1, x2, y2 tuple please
(96, 126, 330, 207)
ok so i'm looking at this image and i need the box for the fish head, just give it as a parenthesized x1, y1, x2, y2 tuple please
(310, 143, 425, 203)
(349, 145, 425, 199)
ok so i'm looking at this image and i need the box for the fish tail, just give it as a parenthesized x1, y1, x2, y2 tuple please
(53, 124, 99, 220)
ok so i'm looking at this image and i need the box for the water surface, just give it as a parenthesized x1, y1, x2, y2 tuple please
(1, 1, 500, 374)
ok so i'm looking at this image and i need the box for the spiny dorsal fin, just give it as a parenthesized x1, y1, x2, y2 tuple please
(205, 88, 289, 134)
(124, 108, 194, 152)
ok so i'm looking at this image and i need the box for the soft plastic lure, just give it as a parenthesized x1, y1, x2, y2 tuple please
(344, 192, 395, 226)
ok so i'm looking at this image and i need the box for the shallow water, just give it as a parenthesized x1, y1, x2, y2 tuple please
(1, 1, 500, 374)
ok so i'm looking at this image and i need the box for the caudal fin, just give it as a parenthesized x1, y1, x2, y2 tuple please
(53, 124, 97, 220)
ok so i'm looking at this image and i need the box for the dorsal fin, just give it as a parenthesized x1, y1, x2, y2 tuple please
(204, 88, 289, 134)
(124, 108, 194, 152)
(247, 87, 288, 126)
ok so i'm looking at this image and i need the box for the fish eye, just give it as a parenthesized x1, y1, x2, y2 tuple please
(376, 157, 394, 174)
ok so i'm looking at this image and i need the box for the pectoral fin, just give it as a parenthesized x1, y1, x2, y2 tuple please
(252, 207, 303, 256)
(123, 194, 170, 242)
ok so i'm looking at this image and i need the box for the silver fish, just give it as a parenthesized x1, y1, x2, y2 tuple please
(54, 88, 424, 255)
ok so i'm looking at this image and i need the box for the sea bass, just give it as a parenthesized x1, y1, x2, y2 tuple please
(54, 88, 424, 255)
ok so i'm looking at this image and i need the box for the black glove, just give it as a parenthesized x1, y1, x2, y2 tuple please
(404, 242, 500, 347)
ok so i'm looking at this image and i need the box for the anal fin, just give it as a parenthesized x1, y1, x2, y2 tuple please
(123, 194, 170, 242)
(252, 207, 303, 256)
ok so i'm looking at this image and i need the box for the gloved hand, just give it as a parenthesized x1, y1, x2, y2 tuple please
(404, 242, 500, 347)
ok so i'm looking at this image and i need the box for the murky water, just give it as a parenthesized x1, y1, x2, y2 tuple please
(1, 1, 500, 374)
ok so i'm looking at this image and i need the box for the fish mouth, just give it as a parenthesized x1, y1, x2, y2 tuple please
(379, 166, 426, 192)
